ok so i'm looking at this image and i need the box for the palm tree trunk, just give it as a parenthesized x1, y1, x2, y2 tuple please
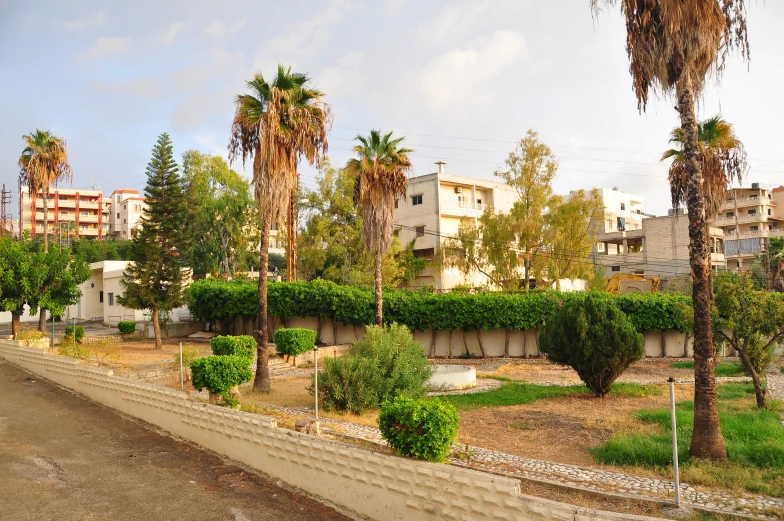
(677, 74, 727, 461)
(253, 219, 272, 393)
(374, 251, 383, 327)
(11, 312, 21, 339)
(152, 307, 162, 349)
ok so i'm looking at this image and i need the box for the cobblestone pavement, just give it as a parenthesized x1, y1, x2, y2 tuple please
(241, 394, 784, 520)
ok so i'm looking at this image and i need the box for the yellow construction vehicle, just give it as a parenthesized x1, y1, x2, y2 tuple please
(605, 273, 660, 295)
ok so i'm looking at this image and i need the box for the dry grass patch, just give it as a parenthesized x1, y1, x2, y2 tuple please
(240, 378, 313, 408)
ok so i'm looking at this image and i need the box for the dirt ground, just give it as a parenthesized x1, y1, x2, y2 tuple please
(486, 358, 697, 385)
(95, 338, 212, 371)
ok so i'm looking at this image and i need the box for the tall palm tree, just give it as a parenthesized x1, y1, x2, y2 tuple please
(662, 115, 746, 219)
(345, 130, 413, 326)
(591, 1, 750, 460)
(18, 129, 73, 331)
(229, 65, 331, 393)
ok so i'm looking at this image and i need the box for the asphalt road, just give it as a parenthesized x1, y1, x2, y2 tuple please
(0, 359, 356, 521)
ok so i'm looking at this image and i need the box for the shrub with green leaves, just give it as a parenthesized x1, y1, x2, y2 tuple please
(210, 335, 256, 362)
(117, 321, 137, 334)
(64, 325, 85, 343)
(274, 328, 316, 357)
(313, 324, 432, 414)
(538, 293, 644, 397)
(190, 355, 253, 407)
(378, 397, 459, 463)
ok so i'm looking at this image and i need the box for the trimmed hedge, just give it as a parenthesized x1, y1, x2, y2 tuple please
(210, 335, 256, 362)
(118, 321, 137, 334)
(64, 325, 85, 343)
(190, 355, 253, 407)
(274, 328, 316, 357)
(378, 397, 459, 463)
(188, 279, 694, 333)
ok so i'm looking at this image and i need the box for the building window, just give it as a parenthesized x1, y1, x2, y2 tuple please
(750, 226, 758, 232)
(99, 291, 103, 303)
(726, 212, 734, 217)
(108, 293, 114, 306)
(611, 265, 621, 272)
(748, 209, 757, 215)
(411, 194, 423, 206)
(620, 202, 625, 211)
(768, 209, 772, 216)
(116, 213, 120, 219)
(60, 210, 68, 215)
(123, 219, 127, 224)
(123, 204, 127, 210)
(271, 222, 278, 231)
(457, 195, 468, 208)
(415, 226, 425, 237)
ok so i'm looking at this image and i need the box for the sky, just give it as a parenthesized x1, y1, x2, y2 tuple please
(1, 0, 783, 218)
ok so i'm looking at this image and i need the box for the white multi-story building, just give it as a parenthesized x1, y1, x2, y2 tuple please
(394, 162, 519, 289)
(710, 183, 784, 271)
(597, 187, 652, 235)
(107, 189, 147, 239)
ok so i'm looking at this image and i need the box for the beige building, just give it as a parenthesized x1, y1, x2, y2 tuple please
(20, 187, 104, 240)
(107, 189, 147, 239)
(595, 215, 726, 277)
(65, 261, 147, 324)
(710, 183, 784, 271)
(394, 162, 519, 289)
(597, 187, 653, 236)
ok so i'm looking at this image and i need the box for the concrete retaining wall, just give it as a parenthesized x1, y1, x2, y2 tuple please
(0, 341, 665, 521)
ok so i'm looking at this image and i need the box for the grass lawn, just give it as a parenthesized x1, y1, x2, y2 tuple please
(669, 361, 747, 378)
(592, 383, 784, 497)
(441, 381, 660, 411)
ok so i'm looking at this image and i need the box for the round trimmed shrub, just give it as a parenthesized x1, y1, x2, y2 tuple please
(274, 328, 316, 357)
(190, 355, 253, 407)
(210, 335, 256, 362)
(117, 321, 137, 334)
(538, 293, 644, 397)
(64, 325, 85, 343)
(378, 397, 459, 463)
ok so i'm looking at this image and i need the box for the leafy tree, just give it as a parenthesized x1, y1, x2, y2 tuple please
(119, 133, 190, 349)
(750, 237, 784, 292)
(544, 189, 604, 289)
(538, 293, 644, 397)
(18, 129, 73, 330)
(495, 129, 557, 286)
(346, 130, 413, 325)
(0, 236, 39, 337)
(713, 273, 784, 408)
(592, 0, 750, 461)
(182, 150, 256, 279)
(28, 247, 91, 322)
(229, 65, 331, 393)
(268, 253, 286, 274)
(70, 238, 134, 263)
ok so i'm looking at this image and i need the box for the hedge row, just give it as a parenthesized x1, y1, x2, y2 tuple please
(187, 279, 694, 333)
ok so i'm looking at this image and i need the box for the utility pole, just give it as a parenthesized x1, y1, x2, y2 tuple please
(286, 174, 299, 282)
(0, 184, 11, 237)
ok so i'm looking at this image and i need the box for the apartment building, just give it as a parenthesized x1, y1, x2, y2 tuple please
(594, 215, 726, 277)
(394, 162, 518, 289)
(20, 188, 104, 240)
(107, 189, 147, 239)
(597, 187, 653, 235)
(710, 183, 784, 271)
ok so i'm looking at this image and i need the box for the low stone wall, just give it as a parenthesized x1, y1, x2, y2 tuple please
(0, 340, 664, 521)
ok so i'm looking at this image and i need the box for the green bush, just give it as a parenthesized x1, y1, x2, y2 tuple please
(210, 335, 256, 362)
(64, 325, 85, 343)
(538, 293, 644, 397)
(190, 355, 253, 407)
(378, 397, 459, 462)
(187, 279, 693, 334)
(274, 328, 316, 357)
(117, 321, 137, 334)
(313, 324, 432, 414)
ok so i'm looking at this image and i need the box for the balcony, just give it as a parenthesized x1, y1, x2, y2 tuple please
(78, 214, 100, 223)
(713, 214, 768, 225)
(440, 202, 484, 218)
(722, 196, 772, 211)
(79, 200, 100, 208)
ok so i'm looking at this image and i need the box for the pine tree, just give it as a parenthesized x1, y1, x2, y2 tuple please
(119, 133, 190, 349)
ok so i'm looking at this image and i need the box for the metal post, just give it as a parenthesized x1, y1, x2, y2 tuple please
(51, 313, 55, 351)
(179, 341, 184, 391)
(314, 346, 318, 421)
(668, 377, 681, 508)
(72, 317, 76, 353)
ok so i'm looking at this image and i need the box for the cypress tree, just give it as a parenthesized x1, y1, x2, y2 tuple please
(119, 133, 190, 348)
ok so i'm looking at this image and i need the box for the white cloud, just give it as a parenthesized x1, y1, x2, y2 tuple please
(259, 0, 359, 67)
(317, 52, 367, 107)
(90, 78, 160, 98)
(159, 22, 185, 45)
(420, 1, 490, 43)
(202, 17, 247, 38)
(60, 10, 105, 31)
(383, 0, 411, 14)
(78, 36, 131, 60)
(413, 30, 528, 117)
